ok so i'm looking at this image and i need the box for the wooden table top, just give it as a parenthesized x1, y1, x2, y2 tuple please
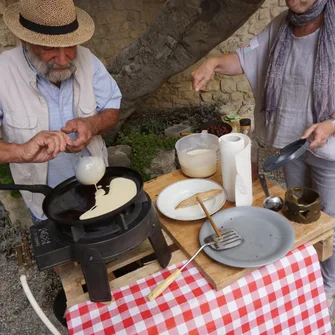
(144, 168, 335, 290)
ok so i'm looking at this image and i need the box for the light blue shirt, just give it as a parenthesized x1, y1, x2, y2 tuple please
(0, 48, 121, 191)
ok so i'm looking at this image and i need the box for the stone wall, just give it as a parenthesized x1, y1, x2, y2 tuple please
(0, 0, 287, 117)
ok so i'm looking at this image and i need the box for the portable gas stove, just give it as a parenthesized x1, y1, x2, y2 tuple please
(30, 190, 171, 302)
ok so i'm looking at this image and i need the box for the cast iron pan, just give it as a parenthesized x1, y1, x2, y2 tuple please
(0, 166, 144, 226)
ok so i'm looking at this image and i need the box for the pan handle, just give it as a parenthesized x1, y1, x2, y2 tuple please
(0, 184, 52, 196)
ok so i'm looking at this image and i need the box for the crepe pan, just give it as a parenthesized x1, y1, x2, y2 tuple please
(0, 166, 144, 226)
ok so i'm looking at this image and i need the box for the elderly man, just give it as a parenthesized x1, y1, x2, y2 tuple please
(0, 0, 121, 222)
(192, 0, 335, 312)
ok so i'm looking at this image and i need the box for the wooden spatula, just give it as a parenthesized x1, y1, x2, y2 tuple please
(175, 189, 223, 209)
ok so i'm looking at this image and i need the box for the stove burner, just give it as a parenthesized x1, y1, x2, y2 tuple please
(30, 191, 171, 302)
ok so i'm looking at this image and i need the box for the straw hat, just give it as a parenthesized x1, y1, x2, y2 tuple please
(3, 0, 95, 47)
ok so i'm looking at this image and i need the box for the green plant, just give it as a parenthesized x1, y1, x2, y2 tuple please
(116, 125, 178, 181)
(0, 164, 21, 198)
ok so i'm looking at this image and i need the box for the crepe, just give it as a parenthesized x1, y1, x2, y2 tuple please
(80, 177, 137, 220)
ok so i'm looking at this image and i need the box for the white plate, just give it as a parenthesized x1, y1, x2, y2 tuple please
(156, 179, 226, 221)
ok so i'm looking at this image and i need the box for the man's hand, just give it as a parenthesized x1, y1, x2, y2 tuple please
(19, 131, 71, 163)
(301, 120, 335, 150)
(61, 117, 96, 153)
(61, 109, 120, 152)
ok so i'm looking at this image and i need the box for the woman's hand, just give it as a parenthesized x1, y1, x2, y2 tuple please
(301, 120, 335, 149)
(192, 53, 243, 92)
(192, 58, 218, 92)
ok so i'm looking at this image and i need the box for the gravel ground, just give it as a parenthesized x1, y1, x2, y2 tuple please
(0, 253, 67, 335)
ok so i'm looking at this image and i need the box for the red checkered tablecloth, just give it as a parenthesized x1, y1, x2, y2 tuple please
(66, 243, 331, 335)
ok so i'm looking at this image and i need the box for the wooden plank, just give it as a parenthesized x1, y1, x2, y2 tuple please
(57, 231, 174, 293)
(310, 230, 334, 262)
(67, 249, 187, 307)
(144, 168, 335, 291)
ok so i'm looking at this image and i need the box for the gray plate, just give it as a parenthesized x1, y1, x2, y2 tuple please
(199, 206, 295, 268)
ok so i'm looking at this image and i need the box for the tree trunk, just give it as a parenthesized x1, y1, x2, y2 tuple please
(107, 0, 264, 140)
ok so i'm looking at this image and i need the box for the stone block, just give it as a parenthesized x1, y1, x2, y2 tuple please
(270, 7, 282, 18)
(231, 91, 244, 102)
(108, 10, 127, 23)
(248, 21, 268, 35)
(238, 104, 255, 116)
(204, 80, 220, 92)
(130, 30, 141, 39)
(243, 92, 255, 105)
(258, 8, 271, 21)
(108, 151, 132, 167)
(0, 2, 5, 15)
(172, 82, 192, 92)
(219, 104, 239, 115)
(220, 77, 237, 93)
(236, 79, 251, 93)
(182, 91, 201, 102)
(212, 92, 230, 102)
(200, 92, 213, 102)
(125, 0, 144, 11)
(108, 145, 132, 157)
(127, 11, 139, 22)
(144, 149, 176, 178)
(112, 0, 126, 10)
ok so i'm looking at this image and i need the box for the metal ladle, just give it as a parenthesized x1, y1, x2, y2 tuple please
(259, 174, 283, 212)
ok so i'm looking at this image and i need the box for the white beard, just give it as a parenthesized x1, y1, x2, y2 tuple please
(25, 44, 77, 83)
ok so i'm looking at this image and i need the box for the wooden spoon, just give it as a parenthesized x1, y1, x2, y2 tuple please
(196, 196, 222, 238)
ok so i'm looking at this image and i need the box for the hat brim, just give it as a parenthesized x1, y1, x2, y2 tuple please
(3, 3, 95, 47)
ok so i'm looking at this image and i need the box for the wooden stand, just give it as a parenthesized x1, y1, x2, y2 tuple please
(56, 229, 332, 308)
(55, 232, 187, 308)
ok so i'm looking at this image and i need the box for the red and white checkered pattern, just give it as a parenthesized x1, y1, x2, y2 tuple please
(66, 243, 331, 335)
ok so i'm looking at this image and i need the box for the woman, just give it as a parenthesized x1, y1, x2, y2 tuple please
(192, 0, 335, 310)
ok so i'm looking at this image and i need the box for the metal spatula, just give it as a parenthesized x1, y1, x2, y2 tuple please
(147, 232, 243, 301)
(147, 200, 243, 301)
(196, 197, 243, 250)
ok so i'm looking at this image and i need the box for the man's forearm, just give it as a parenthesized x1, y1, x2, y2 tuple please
(213, 53, 244, 76)
(0, 142, 23, 163)
(87, 109, 120, 136)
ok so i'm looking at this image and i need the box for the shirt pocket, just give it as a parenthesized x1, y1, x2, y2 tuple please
(3, 114, 38, 144)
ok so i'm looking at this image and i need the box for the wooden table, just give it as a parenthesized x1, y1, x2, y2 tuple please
(145, 168, 335, 291)
(57, 169, 335, 307)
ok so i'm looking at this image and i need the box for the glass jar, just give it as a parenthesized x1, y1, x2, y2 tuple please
(239, 118, 251, 136)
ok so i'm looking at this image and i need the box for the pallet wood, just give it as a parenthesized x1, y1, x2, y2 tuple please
(310, 229, 334, 262)
(144, 168, 335, 291)
(58, 228, 333, 308)
(56, 231, 177, 308)
(67, 249, 187, 307)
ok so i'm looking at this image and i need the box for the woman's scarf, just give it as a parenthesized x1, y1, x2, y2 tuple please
(263, 0, 335, 124)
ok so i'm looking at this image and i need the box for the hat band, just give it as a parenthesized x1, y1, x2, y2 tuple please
(19, 14, 79, 36)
